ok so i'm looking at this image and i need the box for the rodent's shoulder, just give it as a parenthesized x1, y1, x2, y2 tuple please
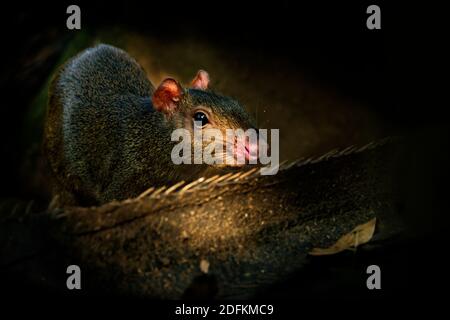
(54, 44, 153, 99)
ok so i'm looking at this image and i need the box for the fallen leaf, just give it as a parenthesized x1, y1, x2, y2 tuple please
(309, 218, 376, 256)
(200, 259, 210, 273)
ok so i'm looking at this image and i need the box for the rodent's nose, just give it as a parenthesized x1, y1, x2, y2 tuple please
(245, 139, 259, 162)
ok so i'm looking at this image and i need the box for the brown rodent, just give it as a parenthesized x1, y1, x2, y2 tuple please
(44, 44, 258, 206)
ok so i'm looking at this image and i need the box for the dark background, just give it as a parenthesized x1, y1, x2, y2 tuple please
(0, 0, 444, 310)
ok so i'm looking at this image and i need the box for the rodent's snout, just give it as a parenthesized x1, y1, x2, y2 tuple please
(234, 132, 267, 164)
(244, 138, 259, 162)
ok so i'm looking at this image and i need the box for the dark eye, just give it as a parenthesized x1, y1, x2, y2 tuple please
(193, 111, 209, 127)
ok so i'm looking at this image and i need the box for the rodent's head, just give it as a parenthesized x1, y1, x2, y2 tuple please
(152, 70, 261, 166)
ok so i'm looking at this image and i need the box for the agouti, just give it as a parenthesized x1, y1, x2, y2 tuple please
(44, 44, 259, 206)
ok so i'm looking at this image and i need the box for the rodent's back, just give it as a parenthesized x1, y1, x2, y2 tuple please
(45, 44, 155, 205)
(56, 44, 153, 102)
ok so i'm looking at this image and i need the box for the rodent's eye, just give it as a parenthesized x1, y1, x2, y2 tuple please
(193, 111, 209, 127)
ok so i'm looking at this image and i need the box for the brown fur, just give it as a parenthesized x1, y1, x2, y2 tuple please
(44, 44, 256, 206)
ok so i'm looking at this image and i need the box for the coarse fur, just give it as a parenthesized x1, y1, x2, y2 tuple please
(44, 44, 256, 206)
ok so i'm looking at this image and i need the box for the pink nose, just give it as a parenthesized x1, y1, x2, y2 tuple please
(245, 140, 259, 162)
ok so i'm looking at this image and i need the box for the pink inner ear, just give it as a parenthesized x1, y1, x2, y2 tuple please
(191, 70, 210, 90)
(152, 78, 183, 115)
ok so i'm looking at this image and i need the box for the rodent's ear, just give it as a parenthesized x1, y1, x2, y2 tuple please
(152, 78, 184, 115)
(190, 70, 210, 90)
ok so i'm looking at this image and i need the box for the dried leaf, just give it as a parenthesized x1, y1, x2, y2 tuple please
(200, 259, 210, 273)
(309, 218, 376, 256)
